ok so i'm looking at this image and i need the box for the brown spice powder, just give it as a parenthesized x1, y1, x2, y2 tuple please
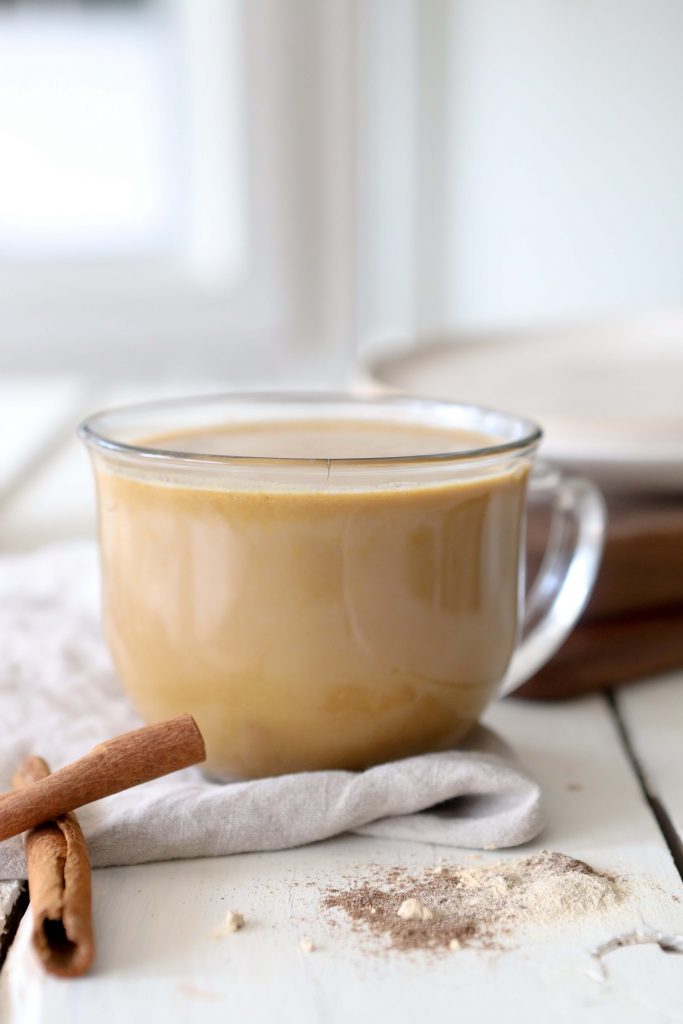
(321, 850, 623, 954)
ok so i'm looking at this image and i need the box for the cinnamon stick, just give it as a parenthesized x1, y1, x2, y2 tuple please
(0, 715, 205, 843)
(13, 756, 95, 978)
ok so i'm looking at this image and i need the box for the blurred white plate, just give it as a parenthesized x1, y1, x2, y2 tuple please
(369, 313, 683, 493)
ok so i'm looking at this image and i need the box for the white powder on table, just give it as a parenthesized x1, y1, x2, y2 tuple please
(322, 851, 626, 953)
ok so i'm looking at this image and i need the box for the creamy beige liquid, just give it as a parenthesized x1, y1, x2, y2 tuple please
(95, 419, 529, 779)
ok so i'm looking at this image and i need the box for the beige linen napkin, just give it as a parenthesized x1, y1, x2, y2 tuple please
(0, 544, 543, 879)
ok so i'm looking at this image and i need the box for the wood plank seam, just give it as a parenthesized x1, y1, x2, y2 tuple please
(0, 885, 28, 974)
(607, 689, 683, 881)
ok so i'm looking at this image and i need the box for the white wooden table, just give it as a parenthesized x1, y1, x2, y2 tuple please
(1, 377, 682, 1023)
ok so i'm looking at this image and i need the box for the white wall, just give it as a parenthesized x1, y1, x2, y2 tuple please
(360, 0, 683, 347)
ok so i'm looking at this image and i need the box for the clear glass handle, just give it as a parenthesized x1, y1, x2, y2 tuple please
(499, 462, 607, 697)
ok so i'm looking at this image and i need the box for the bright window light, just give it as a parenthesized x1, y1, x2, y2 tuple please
(0, 6, 177, 260)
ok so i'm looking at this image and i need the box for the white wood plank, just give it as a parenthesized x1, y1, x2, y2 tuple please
(0, 432, 96, 552)
(1, 695, 681, 1023)
(0, 376, 85, 501)
(614, 671, 683, 848)
(0, 379, 228, 552)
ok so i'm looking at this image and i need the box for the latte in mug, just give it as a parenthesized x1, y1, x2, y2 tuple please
(93, 417, 527, 778)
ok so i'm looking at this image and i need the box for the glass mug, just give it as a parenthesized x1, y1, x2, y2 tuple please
(79, 393, 605, 780)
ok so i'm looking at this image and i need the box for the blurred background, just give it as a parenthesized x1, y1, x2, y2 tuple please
(3, 0, 683, 380)
(1, 0, 682, 695)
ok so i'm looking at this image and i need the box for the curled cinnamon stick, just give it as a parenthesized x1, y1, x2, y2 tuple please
(0, 714, 206, 843)
(13, 756, 95, 978)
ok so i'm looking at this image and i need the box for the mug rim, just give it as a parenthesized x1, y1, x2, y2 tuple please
(78, 391, 543, 468)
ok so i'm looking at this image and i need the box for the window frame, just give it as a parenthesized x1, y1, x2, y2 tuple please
(0, 0, 358, 381)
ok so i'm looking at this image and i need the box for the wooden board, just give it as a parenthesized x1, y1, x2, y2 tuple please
(1, 695, 681, 1024)
(528, 497, 683, 622)
(518, 609, 683, 700)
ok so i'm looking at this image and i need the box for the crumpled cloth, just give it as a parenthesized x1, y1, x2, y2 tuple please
(0, 543, 543, 879)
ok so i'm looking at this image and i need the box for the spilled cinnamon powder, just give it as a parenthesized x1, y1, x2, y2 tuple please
(321, 851, 625, 954)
